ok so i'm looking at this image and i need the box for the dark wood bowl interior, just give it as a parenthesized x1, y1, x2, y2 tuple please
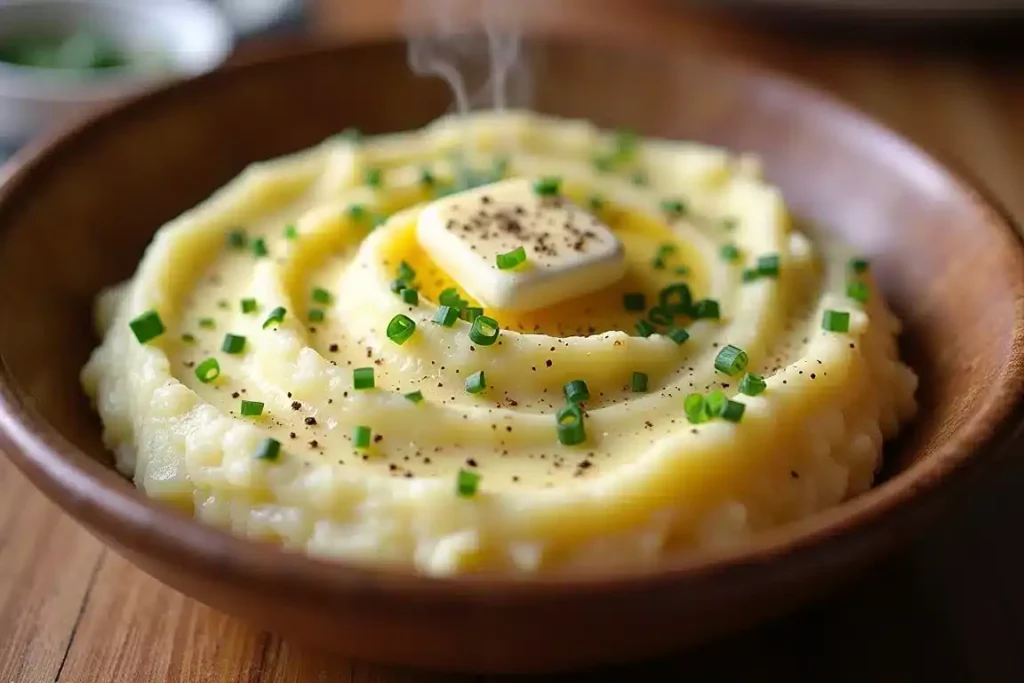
(0, 39, 1021, 673)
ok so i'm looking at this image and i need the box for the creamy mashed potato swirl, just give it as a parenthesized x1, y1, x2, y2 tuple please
(82, 112, 917, 574)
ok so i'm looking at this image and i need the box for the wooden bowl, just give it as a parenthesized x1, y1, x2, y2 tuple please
(1, 39, 1022, 674)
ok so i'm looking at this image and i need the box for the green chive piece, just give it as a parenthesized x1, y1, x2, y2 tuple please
(822, 309, 851, 333)
(352, 367, 375, 390)
(347, 204, 367, 221)
(181, 333, 196, 344)
(496, 246, 527, 270)
(241, 298, 258, 314)
(742, 268, 761, 283)
(648, 306, 674, 326)
(739, 372, 767, 396)
(195, 357, 220, 383)
(705, 390, 727, 418)
(563, 380, 590, 404)
(390, 279, 408, 294)
(352, 425, 371, 449)
(715, 344, 749, 376)
(432, 305, 459, 327)
(691, 299, 721, 320)
(588, 195, 605, 212)
(660, 199, 687, 216)
(401, 288, 419, 305)
(465, 370, 486, 394)
(461, 307, 483, 322)
(684, 393, 707, 424)
(308, 309, 325, 323)
(653, 243, 676, 270)
(364, 166, 383, 188)
(847, 280, 870, 304)
(722, 400, 746, 423)
(592, 154, 615, 173)
(675, 266, 690, 276)
(404, 390, 424, 404)
(254, 438, 281, 461)
(397, 261, 416, 283)
(658, 283, 692, 315)
(631, 371, 648, 393)
(850, 257, 870, 274)
(386, 314, 416, 345)
(667, 327, 690, 345)
(419, 168, 436, 187)
(129, 310, 165, 344)
(532, 176, 561, 196)
(722, 217, 739, 231)
(720, 244, 741, 263)
(635, 320, 655, 337)
(312, 287, 332, 305)
(227, 229, 247, 249)
(438, 288, 466, 309)
(284, 224, 298, 240)
(623, 292, 646, 312)
(757, 254, 781, 277)
(251, 238, 268, 258)
(469, 315, 500, 346)
(221, 334, 246, 354)
(240, 400, 264, 417)
(630, 169, 648, 186)
(199, 317, 216, 329)
(262, 307, 286, 329)
(456, 468, 480, 497)
(556, 404, 586, 446)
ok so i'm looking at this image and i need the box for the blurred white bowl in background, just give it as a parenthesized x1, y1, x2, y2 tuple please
(0, 0, 233, 146)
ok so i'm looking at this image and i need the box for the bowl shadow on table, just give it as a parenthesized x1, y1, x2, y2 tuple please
(0, 38, 1021, 673)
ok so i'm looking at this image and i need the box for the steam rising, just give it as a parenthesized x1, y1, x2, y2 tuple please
(404, 0, 529, 116)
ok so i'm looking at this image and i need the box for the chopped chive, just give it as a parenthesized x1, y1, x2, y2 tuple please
(850, 257, 870, 274)
(386, 314, 416, 345)
(364, 166, 383, 188)
(352, 425, 371, 449)
(721, 399, 745, 423)
(635, 320, 655, 337)
(660, 199, 687, 216)
(284, 224, 298, 240)
(397, 261, 416, 283)
(556, 404, 586, 446)
(195, 357, 220, 383)
(532, 176, 561, 196)
(720, 244, 741, 263)
(465, 370, 487, 394)
(253, 438, 280, 461)
(262, 306, 286, 329)
(432, 305, 459, 327)
(390, 279, 408, 294)
(128, 310, 165, 344)
(742, 268, 761, 283)
(684, 393, 707, 424)
(822, 309, 851, 333)
(438, 287, 465, 309)
(847, 280, 870, 304)
(563, 380, 590, 404)
(722, 217, 738, 231)
(251, 238, 268, 258)
(714, 344, 749, 376)
(240, 400, 264, 417)
(404, 390, 424, 404)
(588, 195, 605, 211)
(592, 154, 615, 173)
(739, 372, 767, 396)
(401, 288, 419, 305)
(347, 204, 367, 221)
(226, 229, 247, 249)
(690, 299, 721, 320)
(312, 287, 332, 305)
(241, 298, 258, 314)
(631, 371, 648, 393)
(419, 168, 436, 187)
(456, 468, 480, 497)
(705, 390, 727, 418)
(469, 315, 500, 346)
(674, 266, 690, 276)
(221, 333, 246, 354)
(308, 308, 325, 323)
(623, 292, 646, 312)
(757, 254, 780, 277)
(630, 169, 648, 186)
(496, 246, 527, 270)
(461, 306, 483, 322)
(199, 317, 216, 329)
(658, 283, 692, 315)
(648, 306, 674, 326)
(652, 257, 666, 270)
(667, 327, 690, 345)
(353, 367, 375, 390)
(181, 333, 196, 344)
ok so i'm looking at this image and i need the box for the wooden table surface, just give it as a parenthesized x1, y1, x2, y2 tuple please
(3, 2, 1024, 681)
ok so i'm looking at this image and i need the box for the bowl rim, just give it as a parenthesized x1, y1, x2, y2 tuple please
(1, 37, 1023, 603)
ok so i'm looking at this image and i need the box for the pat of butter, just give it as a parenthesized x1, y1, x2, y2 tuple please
(416, 178, 626, 311)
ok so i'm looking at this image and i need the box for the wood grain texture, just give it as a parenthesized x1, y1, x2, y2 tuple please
(2, 0, 1024, 680)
